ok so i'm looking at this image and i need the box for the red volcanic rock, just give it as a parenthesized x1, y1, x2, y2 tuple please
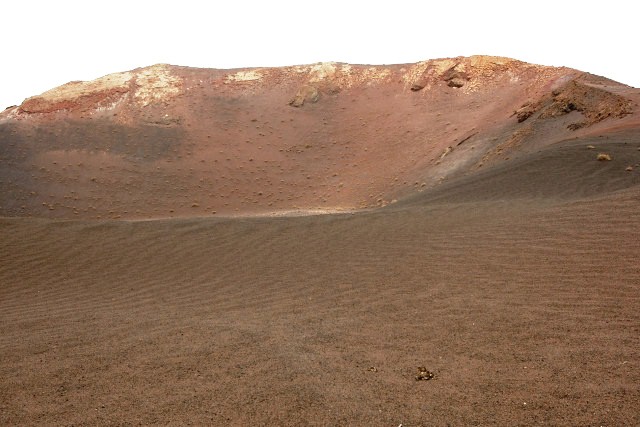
(19, 86, 130, 114)
(0, 56, 638, 219)
(516, 78, 634, 129)
(289, 85, 320, 107)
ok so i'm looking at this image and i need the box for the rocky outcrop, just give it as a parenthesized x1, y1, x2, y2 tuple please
(441, 65, 469, 88)
(289, 85, 320, 107)
(16, 64, 183, 115)
(515, 78, 634, 129)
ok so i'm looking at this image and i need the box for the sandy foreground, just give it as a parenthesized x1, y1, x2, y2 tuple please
(1, 166, 639, 425)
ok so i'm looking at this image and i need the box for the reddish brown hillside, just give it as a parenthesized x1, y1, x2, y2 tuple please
(1, 56, 638, 219)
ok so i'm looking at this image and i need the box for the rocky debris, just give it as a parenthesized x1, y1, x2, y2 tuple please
(543, 80, 633, 129)
(16, 64, 182, 115)
(409, 70, 431, 92)
(478, 122, 535, 166)
(289, 85, 320, 107)
(514, 101, 542, 123)
(415, 367, 434, 381)
(442, 65, 469, 88)
(447, 78, 466, 88)
(410, 60, 471, 91)
(145, 115, 182, 127)
(516, 78, 634, 129)
(19, 87, 129, 114)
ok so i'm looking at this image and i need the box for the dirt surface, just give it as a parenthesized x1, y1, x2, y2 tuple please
(1, 57, 640, 425)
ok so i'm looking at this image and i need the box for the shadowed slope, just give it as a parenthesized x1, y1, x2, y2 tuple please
(395, 129, 640, 207)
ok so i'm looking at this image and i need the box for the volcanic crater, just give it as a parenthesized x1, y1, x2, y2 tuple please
(1, 56, 639, 425)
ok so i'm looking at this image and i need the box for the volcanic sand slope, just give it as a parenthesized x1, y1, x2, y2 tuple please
(1, 57, 640, 425)
(0, 195, 639, 424)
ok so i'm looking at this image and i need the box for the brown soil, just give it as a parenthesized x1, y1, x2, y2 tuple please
(1, 57, 639, 425)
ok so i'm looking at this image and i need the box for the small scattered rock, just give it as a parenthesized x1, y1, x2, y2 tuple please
(587, 145, 595, 149)
(514, 102, 538, 123)
(626, 166, 633, 171)
(568, 122, 586, 131)
(415, 366, 434, 381)
(597, 153, 611, 161)
(367, 366, 378, 372)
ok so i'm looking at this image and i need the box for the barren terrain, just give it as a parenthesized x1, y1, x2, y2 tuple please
(1, 56, 639, 425)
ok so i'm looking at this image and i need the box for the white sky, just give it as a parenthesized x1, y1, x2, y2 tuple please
(2, 0, 638, 108)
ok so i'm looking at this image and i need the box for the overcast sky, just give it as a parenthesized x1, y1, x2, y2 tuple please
(2, 0, 638, 108)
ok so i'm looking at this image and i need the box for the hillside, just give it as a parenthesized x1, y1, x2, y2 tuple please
(1, 56, 638, 218)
